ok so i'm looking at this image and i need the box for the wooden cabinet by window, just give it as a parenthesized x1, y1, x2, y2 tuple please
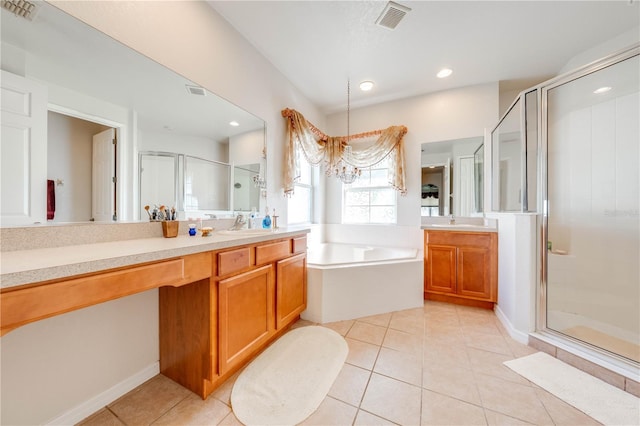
(424, 230, 497, 309)
(218, 265, 274, 374)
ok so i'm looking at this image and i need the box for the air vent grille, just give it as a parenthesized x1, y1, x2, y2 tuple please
(185, 84, 206, 96)
(2, 0, 38, 20)
(375, 1, 411, 30)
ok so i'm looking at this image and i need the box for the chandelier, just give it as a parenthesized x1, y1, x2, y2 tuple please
(335, 80, 361, 184)
(252, 174, 266, 189)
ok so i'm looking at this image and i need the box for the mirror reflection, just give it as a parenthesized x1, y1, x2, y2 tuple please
(421, 136, 484, 217)
(1, 3, 265, 225)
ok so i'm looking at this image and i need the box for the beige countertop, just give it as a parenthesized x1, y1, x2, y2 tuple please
(0, 228, 310, 289)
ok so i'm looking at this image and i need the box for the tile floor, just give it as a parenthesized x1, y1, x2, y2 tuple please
(79, 301, 601, 425)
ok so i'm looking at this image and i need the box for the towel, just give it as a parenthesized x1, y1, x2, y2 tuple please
(47, 179, 55, 220)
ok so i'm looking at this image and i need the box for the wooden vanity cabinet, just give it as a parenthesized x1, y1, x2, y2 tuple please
(424, 230, 497, 309)
(159, 234, 307, 399)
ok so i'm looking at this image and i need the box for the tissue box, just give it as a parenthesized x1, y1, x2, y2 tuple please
(162, 221, 179, 238)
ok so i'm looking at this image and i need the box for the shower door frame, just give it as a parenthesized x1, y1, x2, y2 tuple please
(537, 44, 640, 373)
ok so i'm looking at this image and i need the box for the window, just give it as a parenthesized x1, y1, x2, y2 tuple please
(342, 156, 397, 224)
(287, 157, 313, 224)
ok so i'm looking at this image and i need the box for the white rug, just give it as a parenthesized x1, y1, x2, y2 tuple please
(504, 352, 640, 426)
(231, 326, 348, 426)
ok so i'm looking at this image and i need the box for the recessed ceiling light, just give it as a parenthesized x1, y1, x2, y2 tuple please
(593, 86, 612, 94)
(229, 121, 240, 127)
(359, 81, 375, 91)
(437, 68, 453, 78)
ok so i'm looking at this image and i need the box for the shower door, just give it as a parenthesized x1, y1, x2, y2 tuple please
(544, 50, 639, 363)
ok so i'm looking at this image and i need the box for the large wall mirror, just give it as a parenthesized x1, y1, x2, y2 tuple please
(421, 136, 484, 217)
(1, 3, 266, 225)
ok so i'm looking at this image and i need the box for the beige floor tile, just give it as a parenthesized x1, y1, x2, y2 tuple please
(383, 328, 423, 355)
(328, 363, 371, 407)
(108, 375, 190, 425)
(483, 409, 534, 425)
(345, 337, 381, 370)
(152, 393, 231, 425)
(347, 321, 388, 345)
(463, 330, 513, 356)
(374, 346, 423, 386)
(219, 411, 244, 425)
(423, 343, 472, 371)
(466, 347, 530, 385)
(423, 300, 458, 314)
(392, 307, 425, 319)
(534, 388, 601, 425)
(505, 338, 539, 358)
(300, 396, 357, 425)
(424, 311, 460, 326)
(421, 389, 487, 426)
(358, 312, 392, 327)
(389, 315, 424, 335)
(77, 408, 124, 426)
(211, 370, 240, 406)
(422, 365, 482, 405)
(322, 319, 355, 336)
(462, 321, 504, 337)
(354, 410, 398, 425)
(360, 373, 422, 426)
(475, 373, 553, 425)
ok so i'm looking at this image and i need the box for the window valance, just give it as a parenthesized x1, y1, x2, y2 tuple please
(282, 108, 408, 196)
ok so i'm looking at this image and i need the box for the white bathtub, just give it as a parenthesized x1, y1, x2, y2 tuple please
(301, 243, 424, 323)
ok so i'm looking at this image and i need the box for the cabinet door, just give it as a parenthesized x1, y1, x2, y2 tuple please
(218, 265, 274, 374)
(276, 253, 307, 329)
(457, 246, 491, 299)
(425, 245, 456, 294)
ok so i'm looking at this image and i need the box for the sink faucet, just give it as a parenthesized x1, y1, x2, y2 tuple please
(449, 214, 456, 225)
(230, 213, 246, 230)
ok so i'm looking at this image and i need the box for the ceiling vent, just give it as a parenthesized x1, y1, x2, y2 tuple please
(2, 0, 39, 20)
(375, 1, 411, 30)
(185, 84, 206, 96)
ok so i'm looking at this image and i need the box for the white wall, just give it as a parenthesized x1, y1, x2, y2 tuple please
(139, 129, 226, 162)
(0, 2, 324, 425)
(47, 112, 110, 223)
(323, 83, 499, 226)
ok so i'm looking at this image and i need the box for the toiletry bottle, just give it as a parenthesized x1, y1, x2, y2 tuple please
(249, 207, 256, 229)
(262, 206, 271, 229)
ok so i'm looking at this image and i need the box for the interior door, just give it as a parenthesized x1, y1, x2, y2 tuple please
(1, 70, 48, 226)
(92, 128, 116, 221)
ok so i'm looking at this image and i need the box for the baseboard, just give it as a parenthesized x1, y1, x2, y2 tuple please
(494, 305, 529, 344)
(46, 362, 160, 425)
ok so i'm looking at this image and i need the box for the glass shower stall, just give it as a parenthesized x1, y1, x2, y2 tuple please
(492, 44, 639, 371)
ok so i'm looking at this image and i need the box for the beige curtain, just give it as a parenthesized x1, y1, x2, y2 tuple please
(282, 108, 408, 196)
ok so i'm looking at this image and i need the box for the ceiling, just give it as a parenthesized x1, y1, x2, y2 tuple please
(209, 1, 640, 114)
(1, 3, 264, 141)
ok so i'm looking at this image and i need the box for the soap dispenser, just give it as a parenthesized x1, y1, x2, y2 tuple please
(262, 206, 271, 229)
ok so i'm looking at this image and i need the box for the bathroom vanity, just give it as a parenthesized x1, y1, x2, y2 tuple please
(0, 228, 308, 399)
(422, 225, 498, 309)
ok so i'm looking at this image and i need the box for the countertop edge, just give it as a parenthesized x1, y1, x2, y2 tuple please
(0, 228, 310, 289)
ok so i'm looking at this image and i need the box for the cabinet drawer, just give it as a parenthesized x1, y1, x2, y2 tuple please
(292, 236, 307, 254)
(218, 247, 252, 276)
(426, 231, 492, 248)
(256, 240, 291, 265)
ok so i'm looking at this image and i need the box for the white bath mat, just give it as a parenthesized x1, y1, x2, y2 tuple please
(504, 352, 640, 426)
(231, 326, 348, 426)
